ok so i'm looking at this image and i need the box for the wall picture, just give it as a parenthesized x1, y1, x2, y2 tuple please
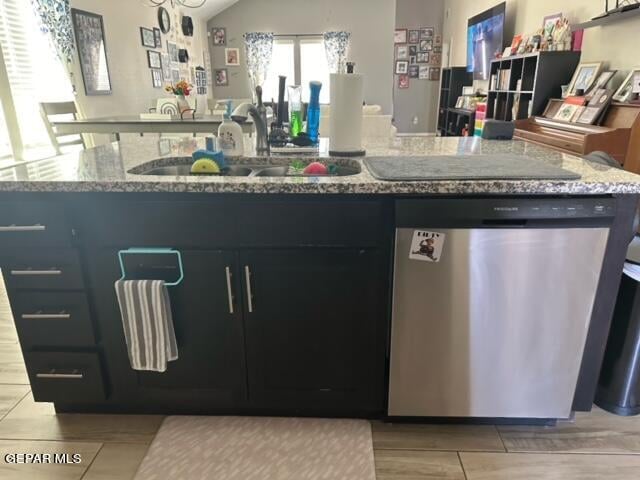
(431, 53, 442, 65)
(420, 39, 433, 52)
(394, 29, 407, 44)
(167, 41, 179, 63)
(420, 27, 434, 39)
(161, 53, 171, 80)
(153, 27, 162, 48)
(419, 65, 429, 80)
(172, 69, 180, 83)
(215, 68, 229, 86)
(140, 27, 155, 48)
(409, 45, 417, 56)
(398, 74, 409, 89)
(417, 52, 429, 64)
(71, 9, 112, 95)
(151, 69, 163, 88)
(409, 65, 419, 79)
(225, 48, 240, 66)
(211, 27, 226, 46)
(395, 61, 409, 75)
(408, 30, 420, 44)
(147, 50, 162, 69)
(429, 67, 441, 81)
(396, 45, 409, 60)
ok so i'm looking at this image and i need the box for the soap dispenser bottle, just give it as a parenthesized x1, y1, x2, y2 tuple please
(217, 101, 244, 157)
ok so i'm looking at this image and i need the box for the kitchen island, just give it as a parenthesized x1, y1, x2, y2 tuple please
(0, 135, 638, 421)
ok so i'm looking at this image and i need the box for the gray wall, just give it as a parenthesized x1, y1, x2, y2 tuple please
(206, 0, 396, 114)
(393, 0, 445, 133)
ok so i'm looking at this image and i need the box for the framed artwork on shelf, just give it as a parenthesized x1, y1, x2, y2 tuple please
(211, 27, 226, 46)
(215, 68, 229, 86)
(543, 13, 563, 32)
(417, 52, 429, 63)
(398, 74, 409, 89)
(395, 61, 409, 75)
(408, 30, 420, 44)
(420, 27, 434, 39)
(151, 69, 163, 88)
(395, 29, 408, 44)
(71, 9, 112, 95)
(418, 65, 429, 80)
(396, 45, 409, 60)
(577, 89, 613, 124)
(225, 48, 240, 66)
(153, 28, 162, 48)
(140, 27, 156, 48)
(567, 62, 603, 96)
(147, 50, 162, 69)
(409, 65, 419, 78)
(167, 41, 179, 63)
(613, 69, 640, 102)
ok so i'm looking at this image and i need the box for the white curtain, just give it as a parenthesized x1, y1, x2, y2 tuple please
(244, 32, 274, 100)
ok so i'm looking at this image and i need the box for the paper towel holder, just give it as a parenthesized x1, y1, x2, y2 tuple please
(329, 62, 366, 157)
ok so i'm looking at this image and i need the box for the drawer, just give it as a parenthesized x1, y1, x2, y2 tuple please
(0, 249, 85, 290)
(0, 201, 71, 247)
(12, 292, 95, 347)
(25, 352, 106, 402)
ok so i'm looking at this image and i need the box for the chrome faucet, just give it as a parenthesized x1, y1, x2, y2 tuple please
(232, 86, 270, 156)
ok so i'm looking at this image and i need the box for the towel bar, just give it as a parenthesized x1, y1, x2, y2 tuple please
(117, 248, 184, 287)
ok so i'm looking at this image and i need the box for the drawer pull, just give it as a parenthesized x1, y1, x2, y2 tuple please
(21, 312, 71, 320)
(244, 265, 254, 313)
(0, 224, 46, 232)
(225, 266, 234, 315)
(10, 269, 62, 276)
(36, 369, 83, 380)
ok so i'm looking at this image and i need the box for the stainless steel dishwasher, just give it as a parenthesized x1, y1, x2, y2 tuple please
(388, 198, 615, 419)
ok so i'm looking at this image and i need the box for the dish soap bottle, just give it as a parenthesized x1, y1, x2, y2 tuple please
(217, 100, 244, 157)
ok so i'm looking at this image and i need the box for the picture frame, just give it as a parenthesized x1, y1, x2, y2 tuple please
(140, 27, 156, 48)
(586, 71, 617, 99)
(553, 103, 579, 122)
(395, 61, 409, 75)
(394, 29, 407, 44)
(455, 96, 465, 109)
(211, 27, 226, 46)
(409, 45, 417, 56)
(420, 27, 434, 39)
(613, 69, 640, 102)
(417, 52, 429, 64)
(418, 65, 429, 80)
(398, 74, 409, 89)
(153, 27, 162, 48)
(419, 39, 433, 52)
(151, 69, 163, 88)
(431, 53, 442, 65)
(434, 34, 442, 46)
(577, 90, 613, 125)
(543, 13, 563, 32)
(409, 65, 419, 79)
(171, 69, 180, 83)
(433, 46, 442, 54)
(225, 48, 240, 66)
(71, 9, 112, 95)
(214, 68, 229, 86)
(161, 53, 171, 81)
(167, 41, 179, 63)
(409, 56, 417, 65)
(408, 30, 420, 44)
(396, 45, 409, 60)
(567, 62, 603, 96)
(429, 67, 441, 81)
(147, 50, 162, 69)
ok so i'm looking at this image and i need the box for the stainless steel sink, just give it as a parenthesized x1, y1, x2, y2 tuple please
(251, 166, 289, 177)
(140, 165, 252, 176)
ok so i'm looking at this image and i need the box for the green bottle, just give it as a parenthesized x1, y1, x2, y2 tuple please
(288, 85, 303, 137)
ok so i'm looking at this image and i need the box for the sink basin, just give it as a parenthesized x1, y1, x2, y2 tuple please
(140, 165, 252, 176)
(251, 166, 289, 177)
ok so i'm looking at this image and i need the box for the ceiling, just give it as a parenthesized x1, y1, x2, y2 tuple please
(189, 0, 239, 20)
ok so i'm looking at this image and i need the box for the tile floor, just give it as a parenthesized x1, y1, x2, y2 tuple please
(2, 279, 640, 479)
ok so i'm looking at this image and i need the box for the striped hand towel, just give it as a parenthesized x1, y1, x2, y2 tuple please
(114, 280, 178, 372)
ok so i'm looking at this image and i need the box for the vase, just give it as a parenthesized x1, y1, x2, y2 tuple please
(175, 94, 190, 114)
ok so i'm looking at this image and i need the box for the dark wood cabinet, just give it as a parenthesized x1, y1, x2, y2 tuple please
(240, 249, 387, 414)
(87, 249, 247, 408)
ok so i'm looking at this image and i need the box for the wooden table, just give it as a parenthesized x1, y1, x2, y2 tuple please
(51, 115, 254, 141)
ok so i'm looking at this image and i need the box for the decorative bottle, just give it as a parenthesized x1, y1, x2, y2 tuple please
(306, 81, 322, 143)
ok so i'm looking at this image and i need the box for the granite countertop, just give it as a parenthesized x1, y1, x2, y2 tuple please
(0, 135, 639, 195)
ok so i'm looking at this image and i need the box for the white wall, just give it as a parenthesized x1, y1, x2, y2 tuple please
(70, 0, 210, 142)
(394, 0, 445, 133)
(443, 0, 640, 86)
(206, 0, 397, 114)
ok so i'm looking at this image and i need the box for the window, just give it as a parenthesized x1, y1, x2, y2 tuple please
(263, 36, 331, 105)
(0, 0, 74, 161)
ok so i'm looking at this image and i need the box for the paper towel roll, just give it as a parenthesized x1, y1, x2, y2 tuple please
(329, 73, 364, 155)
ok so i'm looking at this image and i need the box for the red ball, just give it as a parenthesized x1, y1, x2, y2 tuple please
(303, 162, 328, 175)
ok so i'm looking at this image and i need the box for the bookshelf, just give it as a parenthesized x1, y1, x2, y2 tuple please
(486, 51, 581, 122)
(437, 67, 473, 136)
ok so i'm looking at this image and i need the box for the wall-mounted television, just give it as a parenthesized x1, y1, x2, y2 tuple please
(466, 2, 506, 81)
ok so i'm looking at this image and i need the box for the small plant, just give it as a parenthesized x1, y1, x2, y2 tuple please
(165, 80, 193, 96)
(290, 159, 305, 173)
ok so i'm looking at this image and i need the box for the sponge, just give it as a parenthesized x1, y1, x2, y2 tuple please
(192, 149, 227, 169)
(191, 158, 221, 174)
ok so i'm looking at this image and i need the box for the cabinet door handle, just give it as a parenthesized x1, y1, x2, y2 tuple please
(0, 224, 46, 232)
(225, 266, 234, 314)
(21, 312, 71, 320)
(36, 370, 83, 380)
(244, 265, 254, 313)
(10, 269, 62, 276)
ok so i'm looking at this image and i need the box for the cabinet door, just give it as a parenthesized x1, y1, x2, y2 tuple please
(240, 249, 387, 414)
(88, 249, 246, 408)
